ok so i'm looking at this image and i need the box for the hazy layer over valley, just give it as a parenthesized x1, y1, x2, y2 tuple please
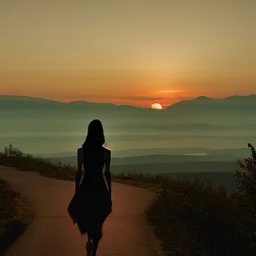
(1, 95, 255, 194)
(1, 95, 255, 155)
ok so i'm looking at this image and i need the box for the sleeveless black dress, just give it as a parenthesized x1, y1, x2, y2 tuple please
(68, 147, 112, 240)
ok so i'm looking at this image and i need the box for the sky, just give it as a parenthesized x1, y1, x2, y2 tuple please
(0, 0, 255, 107)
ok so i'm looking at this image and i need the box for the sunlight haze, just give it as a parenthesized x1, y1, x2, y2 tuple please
(1, 0, 255, 107)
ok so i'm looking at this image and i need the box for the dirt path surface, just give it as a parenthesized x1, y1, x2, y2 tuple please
(0, 165, 159, 256)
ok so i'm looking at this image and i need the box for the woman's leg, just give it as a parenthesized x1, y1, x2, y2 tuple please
(92, 240, 99, 256)
(86, 231, 93, 256)
(86, 241, 93, 256)
(91, 222, 103, 256)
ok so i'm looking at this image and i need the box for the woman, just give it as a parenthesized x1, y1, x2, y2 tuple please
(68, 119, 112, 256)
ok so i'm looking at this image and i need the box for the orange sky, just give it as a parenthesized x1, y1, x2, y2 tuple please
(0, 1, 255, 108)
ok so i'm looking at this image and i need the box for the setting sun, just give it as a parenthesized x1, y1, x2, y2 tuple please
(151, 103, 163, 110)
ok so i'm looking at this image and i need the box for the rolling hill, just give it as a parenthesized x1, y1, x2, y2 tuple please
(0, 94, 255, 154)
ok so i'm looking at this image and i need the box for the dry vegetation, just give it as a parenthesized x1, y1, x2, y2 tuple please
(1, 144, 256, 256)
(0, 179, 21, 230)
(0, 178, 33, 255)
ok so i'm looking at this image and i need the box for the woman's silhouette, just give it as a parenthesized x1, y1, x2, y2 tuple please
(68, 119, 112, 256)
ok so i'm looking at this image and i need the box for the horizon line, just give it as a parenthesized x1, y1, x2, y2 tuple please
(0, 93, 256, 109)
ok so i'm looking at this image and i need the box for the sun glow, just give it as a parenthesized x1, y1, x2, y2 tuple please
(151, 103, 163, 110)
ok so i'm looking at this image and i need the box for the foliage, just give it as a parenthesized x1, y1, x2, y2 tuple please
(0, 179, 20, 230)
(1, 144, 256, 255)
(0, 178, 33, 255)
(0, 144, 75, 181)
(235, 143, 256, 204)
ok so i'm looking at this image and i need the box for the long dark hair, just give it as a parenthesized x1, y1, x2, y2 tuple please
(82, 119, 105, 151)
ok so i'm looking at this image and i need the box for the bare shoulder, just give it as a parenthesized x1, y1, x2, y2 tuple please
(77, 147, 83, 158)
(103, 145, 111, 158)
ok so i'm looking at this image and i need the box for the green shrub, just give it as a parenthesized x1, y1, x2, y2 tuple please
(147, 177, 256, 255)
(0, 144, 75, 181)
(235, 143, 256, 198)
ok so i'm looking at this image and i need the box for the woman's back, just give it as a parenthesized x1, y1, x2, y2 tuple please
(78, 145, 110, 188)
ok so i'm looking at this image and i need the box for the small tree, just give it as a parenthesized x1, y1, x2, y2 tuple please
(235, 143, 256, 198)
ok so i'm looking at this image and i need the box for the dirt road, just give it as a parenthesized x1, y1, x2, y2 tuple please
(0, 166, 159, 256)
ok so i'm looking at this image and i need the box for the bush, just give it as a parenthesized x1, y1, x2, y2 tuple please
(0, 179, 21, 229)
(235, 143, 256, 197)
(0, 144, 75, 181)
(147, 177, 256, 255)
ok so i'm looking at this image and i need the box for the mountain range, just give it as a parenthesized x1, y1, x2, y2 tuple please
(1, 94, 252, 194)
(0, 94, 255, 155)
(1, 94, 256, 112)
(0, 94, 255, 123)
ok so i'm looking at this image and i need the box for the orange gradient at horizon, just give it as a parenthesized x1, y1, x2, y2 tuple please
(0, 1, 255, 107)
(0, 69, 254, 107)
(0, 76, 197, 108)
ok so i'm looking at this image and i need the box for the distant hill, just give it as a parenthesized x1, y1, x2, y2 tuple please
(110, 161, 237, 174)
(41, 147, 249, 159)
(1, 94, 255, 154)
(47, 154, 240, 166)
(40, 147, 211, 158)
(1, 94, 256, 114)
(1, 94, 255, 138)
(1, 94, 255, 126)
(0, 95, 146, 114)
(45, 149, 246, 169)
(165, 94, 256, 119)
(111, 147, 250, 158)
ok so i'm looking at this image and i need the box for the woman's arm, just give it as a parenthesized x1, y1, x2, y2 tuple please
(104, 150, 112, 200)
(75, 148, 83, 192)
